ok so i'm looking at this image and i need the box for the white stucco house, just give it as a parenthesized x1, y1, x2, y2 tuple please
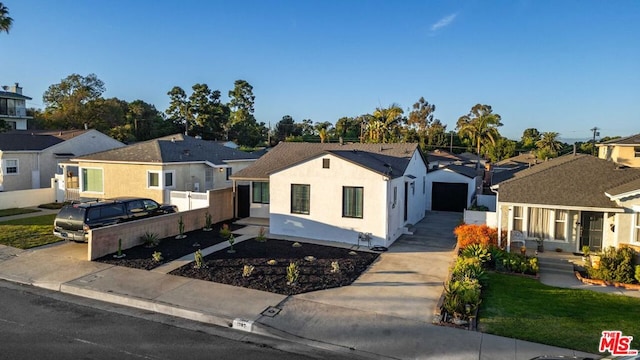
(231, 142, 429, 248)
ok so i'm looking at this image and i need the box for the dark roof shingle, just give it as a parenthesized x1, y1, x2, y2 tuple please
(232, 142, 422, 180)
(499, 154, 640, 208)
(0, 133, 64, 151)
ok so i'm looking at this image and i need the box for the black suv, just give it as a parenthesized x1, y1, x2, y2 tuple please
(53, 197, 178, 242)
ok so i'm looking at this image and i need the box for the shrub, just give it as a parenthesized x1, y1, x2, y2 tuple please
(219, 224, 231, 239)
(589, 246, 637, 284)
(451, 257, 487, 284)
(152, 251, 163, 262)
(286, 262, 299, 285)
(454, 224, 499, 250)
(460, 244, 492, 267)
(635, 265, 640, 284)
(497, 252, 538, 275)
(443, 278, 481, 319)
(242, 264, 255, 278)
(194, 249, 205, 269)
(141, 231, 160, 247)
(256, 226, 267, 242)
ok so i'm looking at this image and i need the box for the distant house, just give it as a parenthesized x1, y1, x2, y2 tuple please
(0, 130, 124, 192)
(69, 134, 258, 204)
(0, 83, 31, 131)
(426, 149, 464, 170)
(425, 164, 481, 212)
(597, 134, 640, 168)
(231, 142, 428, 248)
(496, 154, 640, 253)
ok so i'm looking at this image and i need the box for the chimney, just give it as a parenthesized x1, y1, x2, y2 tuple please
(10, 83, 22, 95)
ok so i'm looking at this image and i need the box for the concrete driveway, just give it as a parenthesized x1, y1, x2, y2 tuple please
(294, 211, 461, 322)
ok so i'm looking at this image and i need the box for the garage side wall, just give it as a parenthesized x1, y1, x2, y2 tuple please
(88, 188, 233, 260)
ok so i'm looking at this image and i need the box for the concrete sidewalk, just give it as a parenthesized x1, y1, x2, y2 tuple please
(0, 211, 601, 360)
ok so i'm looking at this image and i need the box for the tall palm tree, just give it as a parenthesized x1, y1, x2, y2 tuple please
(0, 2, 13, 34)
(456, 104, 503, 166)
(373, 104, 404, 143)
(535, 132, 563, 159)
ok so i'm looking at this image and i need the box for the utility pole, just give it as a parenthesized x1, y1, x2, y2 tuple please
(590, 127, 599, 156)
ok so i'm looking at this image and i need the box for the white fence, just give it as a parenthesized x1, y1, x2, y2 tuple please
(0, 187, 56, 210)
(463, 209, 498, 227)
(168, 190, 210, 211)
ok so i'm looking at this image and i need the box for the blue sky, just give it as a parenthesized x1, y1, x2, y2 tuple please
(2, 0, 639, 141)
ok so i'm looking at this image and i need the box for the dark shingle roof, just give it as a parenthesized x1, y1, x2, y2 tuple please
(495, 152, 538, 169)
(605, 178, 640, 199)
(437, 164, 479, 179)
(0, 91, 32, 100)
(427, 150, 463, 163)
(0, 133, 64, 151)
(74, 134, 257, 164)
(232, 142, 422, 180)
(598, 134, 640, 146)
(499, 154, 640, 208)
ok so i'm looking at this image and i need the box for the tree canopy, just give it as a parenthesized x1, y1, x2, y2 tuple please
(456, 104, 503, 161)
(0, 2, 12, 34)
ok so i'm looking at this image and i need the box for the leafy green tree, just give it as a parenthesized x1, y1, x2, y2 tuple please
(84, 97, 128, 132)
(485, 137, 517, 162)
(535, 131, 563, 159)
(126, 100, 176, 141)
(366, 104, 404, 143)
(165, 86, 192, 135)
(335, 116, 362, 142)
(227, 80, 265, 146)
(314, 121, 333, 143)
(0, 2, 13, 34)
(456, 104, 503, 163)
(42, 73, 106, 129)
(520, 128, 541, 150)
(274, 115, 300, 142)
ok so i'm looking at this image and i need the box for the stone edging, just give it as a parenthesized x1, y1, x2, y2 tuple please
(574, 271, 640, 290)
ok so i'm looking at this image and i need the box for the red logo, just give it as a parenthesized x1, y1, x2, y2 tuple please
(599, 331, 638, 356)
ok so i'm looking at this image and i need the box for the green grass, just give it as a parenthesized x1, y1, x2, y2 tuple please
(479, 272, 640, 353)
(38, 202, 65, 210)
(0, 208, 41, 217)
(0, 214, 62, 249)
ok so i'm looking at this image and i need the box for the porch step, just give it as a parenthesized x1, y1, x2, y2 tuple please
(537, 256, 575, 274)
(403, 224, 415, 235)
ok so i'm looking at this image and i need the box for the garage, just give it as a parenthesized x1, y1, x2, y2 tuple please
(431, 182, 468, 212)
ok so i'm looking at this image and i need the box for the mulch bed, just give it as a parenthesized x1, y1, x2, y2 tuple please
(169, 239, 380, 295)
(94, 223, 241, 270)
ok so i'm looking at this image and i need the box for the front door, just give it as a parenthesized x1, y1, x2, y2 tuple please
(580, 212, 604, 251)
(237, 185, 250, 218)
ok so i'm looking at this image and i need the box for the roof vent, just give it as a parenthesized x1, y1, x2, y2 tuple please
(183, 149, 190, 156)
(171, 137, 176, 143)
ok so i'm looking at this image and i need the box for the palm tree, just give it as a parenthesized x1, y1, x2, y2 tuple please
(535, 132, 563, 159)
(372, 104, 404, 143)
(456, 104, 503, 166)
(0, 2, 12, 34)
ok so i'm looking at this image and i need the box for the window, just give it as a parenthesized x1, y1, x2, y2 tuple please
(322, 158, 330, 169)
(164, 171, 174, 188)
(81, 168, 103, 193)
(4, 159, 18, 174)
(205, 168, 213, 184)
(226, 167, 232, 181)
(252, 182, 269, 204)
(513, 206, 523, 231)
(148, 171, 160, 188)
(634, 146, 640, 158)
(343, 186, 363, 218)
(528, 208, 551, 239)
(291, 184, 310, 214)
(634, 214, 640, 243)
(554, 210, 567, 240)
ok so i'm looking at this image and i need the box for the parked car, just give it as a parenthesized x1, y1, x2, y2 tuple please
(53, 197, 178, 242)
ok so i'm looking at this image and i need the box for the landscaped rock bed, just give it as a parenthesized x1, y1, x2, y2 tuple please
(169, 239, 380, 295)
(94, 223, 240, 270)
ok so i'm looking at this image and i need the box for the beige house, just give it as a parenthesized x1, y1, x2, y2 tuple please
(0, 130, 124, 192)
(597, 133, 640, 168)
(69, 134, 257, 204)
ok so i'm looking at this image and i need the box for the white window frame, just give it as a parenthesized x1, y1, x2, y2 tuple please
(147, 171, 161, 189)
(633, 213, 640, 244)
(164, 170, 176, 189)
(512, 206, 524, 232)
(3, 159, 19, 175)
(553, 209, 568, 241)
(80, 167, 104, 194)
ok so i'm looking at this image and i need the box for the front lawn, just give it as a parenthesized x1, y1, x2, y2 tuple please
(479, 272, 640, 353)
(0, 214, 61, 249)
(0, 208, 41, 217)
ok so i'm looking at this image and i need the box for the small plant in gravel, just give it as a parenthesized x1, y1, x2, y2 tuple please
(176, 216, 186, 239)
(292, 242, 301, 248)
(227, 235, 236, 253)
(242, 264, 255, 278)
(330, 261, 340, 274)
(113, 238, 126, 258)
(219, 224, 231, 239)
(193, 249, 206, 269)
(203, 212, 213, 231)
(152, 251, 163, 262)
(267, 259, 277, 265)
(256, 226, 267, 242)
(141, 231, 160, 248)
(286, 262, 299, 286)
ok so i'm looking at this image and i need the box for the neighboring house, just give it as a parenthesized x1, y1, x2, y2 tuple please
(425, 164, 481, 212)
(496, 154, 640, 253)
(0, 130, 124, 192)
(426, 149, 464, 170)
(69, 134, 258, 204)
(231, 142, 428, 248)
(597, 133, 640, 168)
(0, 83, 31, 131)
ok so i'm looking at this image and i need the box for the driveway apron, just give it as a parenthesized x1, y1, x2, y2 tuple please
(293, 211, 461, 322)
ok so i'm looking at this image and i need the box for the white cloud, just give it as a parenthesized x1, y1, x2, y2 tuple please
(431, 13, 457, 32)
